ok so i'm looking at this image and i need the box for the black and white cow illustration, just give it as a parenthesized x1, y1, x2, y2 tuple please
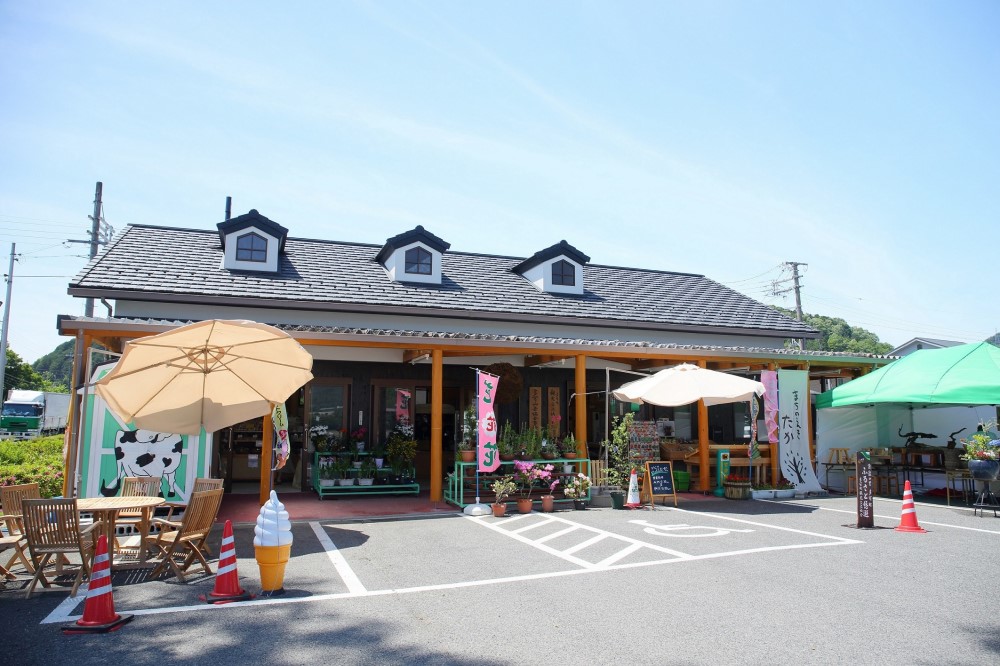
(100, 429, 185, 498)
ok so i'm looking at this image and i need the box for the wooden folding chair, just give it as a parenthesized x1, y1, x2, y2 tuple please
(115, 476, 162, 557)
(162, 478, 224, 555)
(144, 488, 224, 582)
(21, 498, 103, 598)
(1, 483, 40, 576)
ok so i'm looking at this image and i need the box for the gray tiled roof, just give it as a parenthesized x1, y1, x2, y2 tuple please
(70, 224, 818, 337)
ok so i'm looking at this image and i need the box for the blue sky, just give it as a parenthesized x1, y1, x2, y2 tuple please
(1, 1, 998, 363)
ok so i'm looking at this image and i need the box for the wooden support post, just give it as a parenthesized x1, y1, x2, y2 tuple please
(697, 360, 710, 493)
(575, 355, 587, 457)
(63, 331, 89, 497)
(430, 349, 443, 501)
(259, 409, 274, 507)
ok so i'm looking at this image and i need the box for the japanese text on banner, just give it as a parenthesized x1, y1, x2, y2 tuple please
(477, 371, 501, 472)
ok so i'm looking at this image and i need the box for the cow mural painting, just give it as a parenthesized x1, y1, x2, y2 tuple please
(99, 429, 186, 498)
(76, 362, 212, 501)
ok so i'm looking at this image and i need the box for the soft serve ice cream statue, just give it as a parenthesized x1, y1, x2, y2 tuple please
(254, 490, 293, 593)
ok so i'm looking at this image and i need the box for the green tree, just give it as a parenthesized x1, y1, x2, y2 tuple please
(3, 347, 49, 395)
(772, 306, 892, 355)
(31, 339, 74, 391)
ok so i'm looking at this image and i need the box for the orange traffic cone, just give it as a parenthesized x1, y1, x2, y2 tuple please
(625, 469, 641, 508)
(200, 520, 253, 604)
(63, 535, 133, 634)
(895, 481, 927, 533)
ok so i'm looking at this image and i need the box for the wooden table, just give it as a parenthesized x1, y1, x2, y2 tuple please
(77, 496, 165, 568)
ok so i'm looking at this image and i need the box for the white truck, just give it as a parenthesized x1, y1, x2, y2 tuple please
(0, 390, 72, 440)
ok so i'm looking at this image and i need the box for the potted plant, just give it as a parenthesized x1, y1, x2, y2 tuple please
(961, 420, 1000, 480)
(773, 478, 796, 499)
(371, 440, 386, 468)
(512, 460, 554, 513)
(559, 433, 578, 459)
(334, 458, 353, 486)
(458, 438, 476, 464)
(490, 475, 517, 517)
(498, 422, 517, 461)
(310, 425, 330, 453)
(540, 478, 560, 512)
(563, 473, 592, 509)
(387, 433, 417, 480)
(606, 414, 637, 509)
(350, 425, 368, 452)
(723, 473, 751, 500)
(358, 458, 376, 486)
(318, 461, 336, 488)
(751, 481, 774, 500)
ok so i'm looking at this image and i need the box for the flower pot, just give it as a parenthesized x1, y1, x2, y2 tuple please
(541, 495, 555, 512)
(352, 461, 363, 468)
(541, 451, 556, 460)
(723, 482, 752, 500)
(610, 491, 626, 510)
(375, 458, 384, 469)
(563, 452, 578, 459)
(751, 489, 775, 500)
(572, 499, 587, 510)
(774, 489, 796, 499)
(517, 498, 533, 514)
(500, 453, 515, 461)
(460, 450, 476, 463)
(319, 479, 335, 488)
(562, 464, 574, 474)
(358, 478, 374, 486)
(492, 503, 507, 518)
(337, 478, 354, 486)
(968, 459, 1000, 481)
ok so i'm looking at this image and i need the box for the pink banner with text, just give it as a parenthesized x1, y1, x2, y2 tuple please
(477, 371, 501, 472)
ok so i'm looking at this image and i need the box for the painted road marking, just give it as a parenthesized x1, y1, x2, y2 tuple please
(630, 520, 755, 538)
(786, 500, 1000, 535)
(41, 511, 862, 624)
(310, 521, 367, 594)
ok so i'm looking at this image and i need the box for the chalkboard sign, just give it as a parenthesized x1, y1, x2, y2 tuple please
(642, 461, 678, 507)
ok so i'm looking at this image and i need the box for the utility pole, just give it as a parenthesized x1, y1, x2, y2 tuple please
(0, 243, 16, 397)
(771, 261, 807, 349)
(68, 182, 113, 318)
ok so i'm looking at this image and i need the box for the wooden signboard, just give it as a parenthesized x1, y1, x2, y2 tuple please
(856, 451, 874, 528)
(641, 461, 678, 507)
(529, 387, 542, 430)
(547, 387, 561, 434)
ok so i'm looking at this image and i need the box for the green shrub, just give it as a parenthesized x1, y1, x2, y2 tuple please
(0, 435, 65, 497)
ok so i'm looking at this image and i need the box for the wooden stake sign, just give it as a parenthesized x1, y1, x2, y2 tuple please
(856, 451, 874, 528)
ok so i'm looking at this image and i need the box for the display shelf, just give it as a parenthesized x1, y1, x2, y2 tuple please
(311, 452, 419, 499)
(443, 458, 591, 509)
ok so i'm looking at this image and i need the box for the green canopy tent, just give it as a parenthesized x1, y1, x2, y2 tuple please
(814, 343, 1000, 481)
(815, 342, 1000, 409)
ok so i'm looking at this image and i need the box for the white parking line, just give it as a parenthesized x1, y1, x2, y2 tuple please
(310, 521, 367, 594)
(785, 501, 1000, 535)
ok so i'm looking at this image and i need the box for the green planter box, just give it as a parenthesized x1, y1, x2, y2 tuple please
(672, 471, 690, 492)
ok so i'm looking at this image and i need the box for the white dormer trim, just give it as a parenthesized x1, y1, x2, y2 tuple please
(521, 255, 583, 295)
(222, 228, 280, 272)
(383, 241, 442, 284)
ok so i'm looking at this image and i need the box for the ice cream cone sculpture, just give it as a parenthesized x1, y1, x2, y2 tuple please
(254, 490, 292, 594)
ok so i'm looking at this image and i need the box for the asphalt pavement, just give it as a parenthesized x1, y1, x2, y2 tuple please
(2, 494, 999, 665)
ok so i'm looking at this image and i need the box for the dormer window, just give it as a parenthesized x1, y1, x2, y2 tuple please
(375, 225, 450, 285)
(217, 209, 288, 273)
(236, 232, 268, 263)
(513, 240, 590, 295)
(552, 259, 575, 287)
(405, 246, 432, 275)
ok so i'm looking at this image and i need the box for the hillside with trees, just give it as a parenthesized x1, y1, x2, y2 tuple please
(772, 306, 893, 355)
(31, 340, 75, 390)
(3, 348, 67, 395)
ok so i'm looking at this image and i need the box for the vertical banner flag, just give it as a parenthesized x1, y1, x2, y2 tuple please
(776, 369, 822, 492)
(748, 397, 760, 459)
(761, 370, 779, 446)
(271, 402, 290, 470)
(477, 371, 501, 472)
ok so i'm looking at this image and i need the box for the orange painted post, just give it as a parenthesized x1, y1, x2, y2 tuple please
(697, 360, 710, 493)
(430, 349, 443, 501)
(575, 355, 587, 457)
(259, 410, 274, 507)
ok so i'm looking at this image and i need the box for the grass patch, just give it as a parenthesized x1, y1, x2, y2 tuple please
(0, 435, 64, 497)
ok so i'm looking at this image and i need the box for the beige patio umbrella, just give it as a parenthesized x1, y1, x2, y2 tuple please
(612, 363, 765, 406)
(95, 320, 313, 435)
